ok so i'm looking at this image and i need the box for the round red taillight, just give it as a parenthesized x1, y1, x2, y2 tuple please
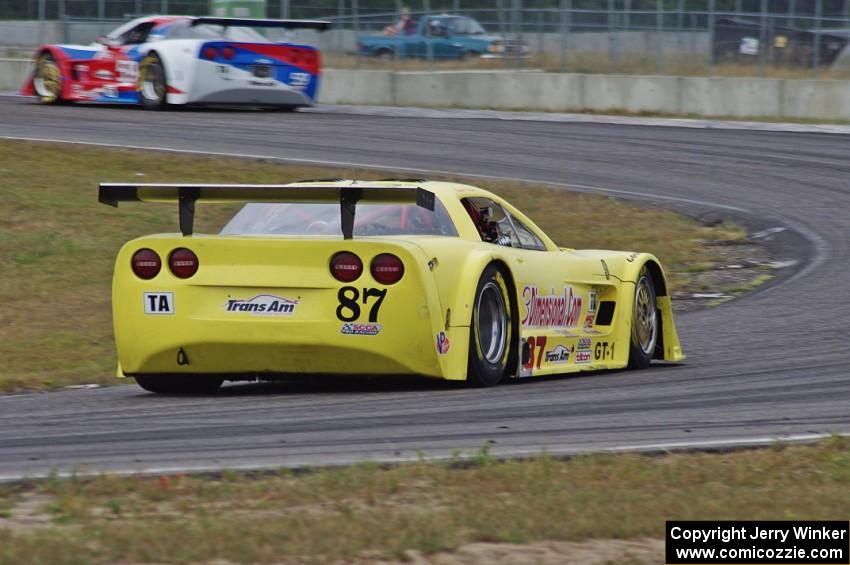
(169, 248, 199, 279)
(221, 46, 235, 60)
(131, 248, 161, 280)
(202, 46, 218, 60)
(370, 253, 404, 285)
(330, 251, 362, 283)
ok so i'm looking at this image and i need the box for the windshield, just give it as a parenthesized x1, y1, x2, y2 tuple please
(221, 202, 458, 237)
(450, 17, 486, 35)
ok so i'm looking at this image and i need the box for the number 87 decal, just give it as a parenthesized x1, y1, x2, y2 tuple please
(523, 336, 547, 372)
(336, 286, 387, 322)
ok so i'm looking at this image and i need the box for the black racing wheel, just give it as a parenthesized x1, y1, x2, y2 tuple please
(33, 52, 63, 104)
(627, 265, 659, 369)
(467, 265, 513, 386)
(138, 52, 168, 110)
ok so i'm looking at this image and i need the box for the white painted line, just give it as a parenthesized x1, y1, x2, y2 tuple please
(309, 103, 850, 135)
(0, 432, 845, 483)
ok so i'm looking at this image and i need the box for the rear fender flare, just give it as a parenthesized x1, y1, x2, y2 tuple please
(619, 255, 684, 362)
(444, 252, 520, 379)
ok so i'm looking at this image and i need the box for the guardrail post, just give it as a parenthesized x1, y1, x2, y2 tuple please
(98, 0, 105, 20)
(512, 0, 523, 70)
(707, 0, 715, 76)
(160, 0, 168, 15)
(281, 0, 289, 19)
(496, 0, 506, 36)
(655, 0, 663, 74)
(536, 9, 543, 58)
(677, 0, 684, 32)
(559, 0, 570, 73)
(607, 0, 616, 72)
(424, 0, 433, 69)
(813, 0, 822, 77)
(759, 0, 767, 78)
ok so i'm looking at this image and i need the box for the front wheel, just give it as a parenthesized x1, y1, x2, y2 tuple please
(628, 266, 659, 369)
(33, 52, 63, 104)
(138, 52, 168, 110)
(135, 375, 223, 394)
(467, 265, 512, 387)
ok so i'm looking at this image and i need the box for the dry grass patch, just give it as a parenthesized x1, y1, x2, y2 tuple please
(0, 438, 849, 563)
(0, 140, 742, 391)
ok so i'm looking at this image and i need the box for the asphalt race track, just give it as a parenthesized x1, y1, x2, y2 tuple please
(1, 97, 849, 480)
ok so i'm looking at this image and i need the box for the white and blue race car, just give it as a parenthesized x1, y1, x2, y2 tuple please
(24, 15, 329, 110)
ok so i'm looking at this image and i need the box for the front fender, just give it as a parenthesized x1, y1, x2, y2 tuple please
(619, 253, 685, 362)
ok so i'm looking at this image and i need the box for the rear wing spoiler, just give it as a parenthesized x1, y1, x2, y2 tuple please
(98, 183, 436, 239)
(191, 17, 331, 31)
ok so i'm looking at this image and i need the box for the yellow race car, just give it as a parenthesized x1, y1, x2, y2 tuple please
(99, 179, 684, 393)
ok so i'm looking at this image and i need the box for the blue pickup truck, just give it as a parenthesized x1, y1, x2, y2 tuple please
(357, 14, 528, 60)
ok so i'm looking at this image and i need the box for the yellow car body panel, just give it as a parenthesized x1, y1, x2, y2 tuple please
(108, 180, 684, 382)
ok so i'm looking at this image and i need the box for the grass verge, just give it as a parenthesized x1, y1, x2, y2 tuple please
(0, 140, 744, 392)
(0, 437, 849, 563)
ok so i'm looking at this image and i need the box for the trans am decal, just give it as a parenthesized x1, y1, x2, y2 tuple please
(225, 294, 299, 315)
(521, 285, 583, 328)
(544, 344, 572, 364)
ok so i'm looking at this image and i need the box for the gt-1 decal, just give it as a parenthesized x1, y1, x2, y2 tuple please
(225, 294, 299, 316)
(521, 286, 583, 328)
(336, 287, 387, 323)
(144, 292, 174, 315)
(594, 341, 615, 361)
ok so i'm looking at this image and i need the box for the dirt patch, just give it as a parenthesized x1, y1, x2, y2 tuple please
(672, 237, 776, 312)
(375, 538, 663, 564)
(0, 492, 53, 533)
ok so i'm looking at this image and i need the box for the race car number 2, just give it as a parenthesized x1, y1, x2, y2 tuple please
(336, 287, 387, 323)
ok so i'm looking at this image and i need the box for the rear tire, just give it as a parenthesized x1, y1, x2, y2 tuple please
(135, 375, 223, 394)
(138, 52, 168, 110)
(627, 266, 658, 369)
(467, 265, 512, 387)
(33, 52, 63, 104)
